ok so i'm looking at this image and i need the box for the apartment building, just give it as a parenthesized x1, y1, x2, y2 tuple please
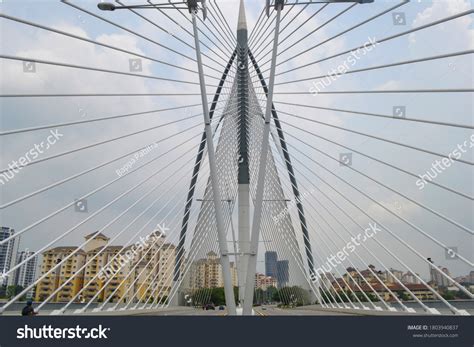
(14, 250, 38, 298)
(189, 251, 238, 289)
(0, 226, 19, 286)
(35, 246, 86, 302)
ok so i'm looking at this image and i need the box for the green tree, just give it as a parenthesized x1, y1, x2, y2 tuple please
(0, 285, 7, 298)
(265, 286, 278, 303)
(455, 290, 470, 300)
(319, 289, 336, 303)
(254, 288, 264, 305)
(156, 296, 168, 305)
(273, 286, 309, 306)
(441, 291, 455, 300)
(191, 288, 212, 305)
(6, 285, 25, 300)
(396, 290, 410, 301)
(210, 287, 225, 306)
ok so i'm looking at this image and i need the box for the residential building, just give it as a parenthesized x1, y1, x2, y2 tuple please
(35, 231, 180, 304)
(401, 271, 421, 285)
(14, 250, 38, 298)
(130, 237, 178, 303)
(343, 267, 382, 286)
(455, 271, 474, 284)
(81, 232, 129, 303)
(0, 226, 19, 286)
(384, 268, 404, 284)
(255, 273, 277, 290)
(342, 267, 425, 288)
(429, 262, 450, 288)
(35, 246, 86, 302)
(336, 283, 436, 301)
(189, 251, 238, 289)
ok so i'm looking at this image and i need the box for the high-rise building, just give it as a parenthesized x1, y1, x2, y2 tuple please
(81, 232, 129, 303)
(35, 231, 181, 304)
(265, 251, 278, 278)
(401, 271, 421, 285)
(129, 235, 180, 303)
(276, 260, 289, 288)
(0, 227, 19, 286)
(428, 259, 450, 288)
(439, 267, 451, 287)
(189, 251, 238, 289)
(14, 250, 38, 298)
(384, 268, 404, 284)
(35, 246, 87, 302)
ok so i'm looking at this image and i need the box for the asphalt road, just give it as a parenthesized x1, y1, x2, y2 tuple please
(18, 305, 416, 316)
(134, 307, 227, 316)
(253, 306, 357, 316)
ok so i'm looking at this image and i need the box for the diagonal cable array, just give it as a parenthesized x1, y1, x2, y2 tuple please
(242, 0, 473, 316)
(0, 0, 241, 315)
(0, 0, 472, 317)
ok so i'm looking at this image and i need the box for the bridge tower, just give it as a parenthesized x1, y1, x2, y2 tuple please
(176, 0, 316, 315)
(236, 0, 251, 308)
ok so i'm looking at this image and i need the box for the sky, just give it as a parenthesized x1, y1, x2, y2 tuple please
(0, 0, 473, 284)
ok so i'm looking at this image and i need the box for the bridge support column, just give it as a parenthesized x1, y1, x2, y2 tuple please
(191, 11, 237, 316)
(242, 0, 284, 315)
(237, 0, 250, 309)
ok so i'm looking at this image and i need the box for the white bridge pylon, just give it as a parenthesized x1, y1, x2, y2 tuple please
(175, 0, 317, 315)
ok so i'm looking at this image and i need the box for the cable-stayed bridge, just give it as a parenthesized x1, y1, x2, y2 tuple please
(0, 0, 473, 317)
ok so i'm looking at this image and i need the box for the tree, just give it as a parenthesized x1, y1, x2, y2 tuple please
(210, 288, 225, 306)
(0, 285, 7, 298)
(319, 289, 335, 304)
(6, 285, 25, 300)
(156, 296, 168, 305)
(272, 288, 281, 303)
(455, 290, 470, 300)
(396, 290, 410, 301)
(273, 286, 310, 306)
(254, 288, 264, 305)
(265, 286, 277, 303)
(191, 288, 212, 305)
(441, 291, 455, 300)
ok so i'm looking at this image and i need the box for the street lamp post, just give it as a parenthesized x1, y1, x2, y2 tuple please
(98, 2, 190, 11)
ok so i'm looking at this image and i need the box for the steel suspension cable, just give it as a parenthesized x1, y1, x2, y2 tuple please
(274, 101, 474, 130)
(272, 140, 473, 312)
(276, 136, 474, 274)
(0, 141, 202, 314)
(0, 13, 219, 80)
(0, 114, 203, 176)
(61, 0, 222, 75)
(275, 7, 474, 76)
(276, 111, 474, 166)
